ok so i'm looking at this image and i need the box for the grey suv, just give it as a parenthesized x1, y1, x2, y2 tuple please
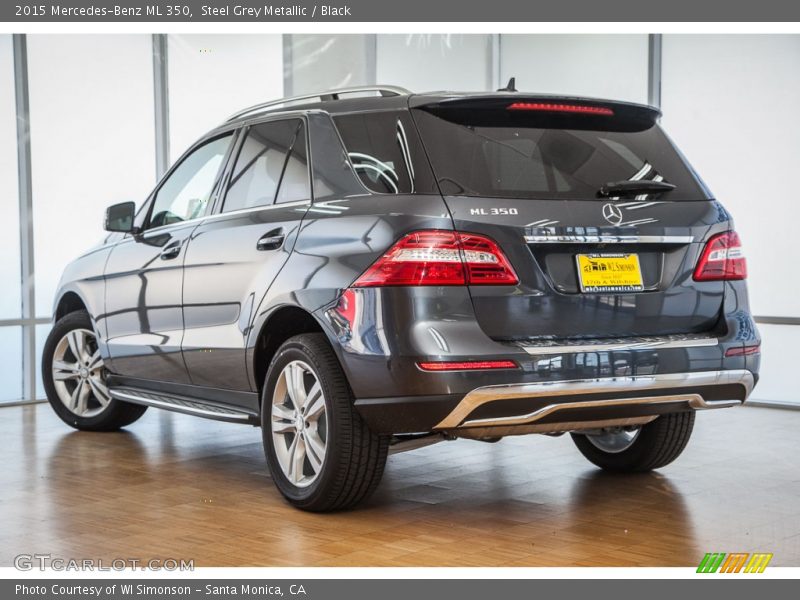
(42, 85, 760, 511)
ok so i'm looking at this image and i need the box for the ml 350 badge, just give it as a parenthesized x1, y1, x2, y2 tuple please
(576, 253, 644, 293)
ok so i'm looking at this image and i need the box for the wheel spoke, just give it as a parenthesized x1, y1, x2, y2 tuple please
(75, 381, 91, 415)
(304, 383, 325, 421)
(271, 404, 296, 434)
(286, 363, 308, 410)
(87, 350, 104, 370)
(287, 435, 307, 484)
(66, 330, 87, 363)
(69, 381, 83, 411)
(304, 430, 325, 473)
(88, 376, 110, 406)
(52, 360, 79, 381)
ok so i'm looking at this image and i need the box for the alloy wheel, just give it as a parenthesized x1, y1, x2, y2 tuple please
(584, 427, 641, 454)
(270, 360, 328, 488)
(51, 328, 111, 418)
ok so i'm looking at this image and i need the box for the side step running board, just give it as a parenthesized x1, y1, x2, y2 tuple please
(109, 387, 259, 424)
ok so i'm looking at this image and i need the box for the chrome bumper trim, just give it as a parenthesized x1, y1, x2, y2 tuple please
(524, 234, 695, 244)
(520, 334, 719, 355)
(434, 369, 754, 430)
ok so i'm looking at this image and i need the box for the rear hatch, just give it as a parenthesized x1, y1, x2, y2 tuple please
(410, 94, 725, 341)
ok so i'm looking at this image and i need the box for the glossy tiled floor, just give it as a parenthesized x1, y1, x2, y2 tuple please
(1, 402, 798, 567)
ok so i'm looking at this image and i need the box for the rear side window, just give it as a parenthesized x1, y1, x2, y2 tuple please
(412, 102, 710, 201)
(223, 119, 310, 212)
(333, 111, 423, 194)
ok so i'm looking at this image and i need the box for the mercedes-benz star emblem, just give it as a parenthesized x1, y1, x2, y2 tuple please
(602, 202, 624, 226)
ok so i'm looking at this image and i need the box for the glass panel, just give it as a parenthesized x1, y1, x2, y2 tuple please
(334, 112, 414, 194)
(500, 35, 649, 104)
(276, 122, 310, 204)
(0, 326, 22, 403)
(0, 35, 21, 319)
(412, 105, 707, 201)
(167, 34, 283, 164)
(28, 34, 156, 317)
(35, 322, 51, 401)
(662, 34, 800, 319)
(376, 34, 492, 92)
(223, 120, 300, 212)
(288, 35, 372, 95)
(149, 134, 233, 228)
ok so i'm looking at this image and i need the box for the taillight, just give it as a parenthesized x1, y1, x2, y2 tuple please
(725, 344, 760, 357)
(353, 230, 518, 287)
(693, 231, 747, 281)
(507, 102, 614, 116)
(417, 360, 518, 371)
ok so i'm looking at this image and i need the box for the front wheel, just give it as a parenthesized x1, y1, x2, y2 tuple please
(571, 412, 695, 472)
(42, 310, 147, 431)
(261, 333, 389, 512)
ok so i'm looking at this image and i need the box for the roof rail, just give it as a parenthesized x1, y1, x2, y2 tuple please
(225, 85, 412, 123)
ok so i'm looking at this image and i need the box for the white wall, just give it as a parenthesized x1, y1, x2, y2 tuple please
(167, 35, 283, 162)
(661, 35, 800, 406)
(27, 34, 156, 318)
(500, 34, 649, 103)
(376, 34, 492, 93)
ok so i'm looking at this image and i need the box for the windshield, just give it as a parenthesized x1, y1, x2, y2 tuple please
(411, 104, 710, 201)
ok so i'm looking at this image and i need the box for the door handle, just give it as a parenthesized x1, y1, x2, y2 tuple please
(257, 230, 285, 251)
(160, 241, 182, 260)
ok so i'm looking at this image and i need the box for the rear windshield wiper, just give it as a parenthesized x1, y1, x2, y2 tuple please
(598, 180, 676, 198)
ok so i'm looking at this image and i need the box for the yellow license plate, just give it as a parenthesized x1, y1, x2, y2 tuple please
(576, 253, 644, 293)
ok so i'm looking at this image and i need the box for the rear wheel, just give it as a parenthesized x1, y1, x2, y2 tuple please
(570, 412, 695, 472)
(42, 310, 147, 431)
(261, 333, 389, 512)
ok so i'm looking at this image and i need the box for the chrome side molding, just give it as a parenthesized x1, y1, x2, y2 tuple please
(435, 369, 754, 430)
(524, 234, 694, 244)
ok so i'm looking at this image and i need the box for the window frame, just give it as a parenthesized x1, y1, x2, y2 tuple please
(211, 113, 313, 216)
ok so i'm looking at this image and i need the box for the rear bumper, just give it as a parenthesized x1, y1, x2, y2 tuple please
(355, 369, 754, 435)
(317, 286, 760, 435)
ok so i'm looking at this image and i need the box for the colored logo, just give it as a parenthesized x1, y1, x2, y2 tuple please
(697, 552, 773, 573)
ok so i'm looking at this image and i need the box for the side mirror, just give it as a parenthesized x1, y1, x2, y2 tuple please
(104, 201, 136, 233)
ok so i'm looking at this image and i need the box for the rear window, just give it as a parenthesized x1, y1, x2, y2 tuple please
(411, 101, 710, 201)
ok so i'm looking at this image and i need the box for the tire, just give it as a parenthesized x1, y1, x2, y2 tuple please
(42, 310, 147, 431)
(261, 333, 389, 512)
(570, 412, 695, 472)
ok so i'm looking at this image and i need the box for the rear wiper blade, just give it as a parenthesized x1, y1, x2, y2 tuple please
(598, 180, 676, 197)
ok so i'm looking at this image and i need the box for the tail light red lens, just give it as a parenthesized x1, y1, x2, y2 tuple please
(725, 344, 760, 357)
(353, 230, 519, 287)
(693, 231, 747, 281)
(417, 360, 518, 371)
(507, 102, 614, 116)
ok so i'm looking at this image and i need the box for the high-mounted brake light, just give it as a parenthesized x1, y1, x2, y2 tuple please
(417, 360, 518, 372)
(507, 102, 615, 116)
(352, 230, 519, 287)
(693, 231, 747, 281)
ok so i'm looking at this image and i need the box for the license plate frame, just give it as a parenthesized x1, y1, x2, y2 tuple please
(576, 253, 644, 293)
